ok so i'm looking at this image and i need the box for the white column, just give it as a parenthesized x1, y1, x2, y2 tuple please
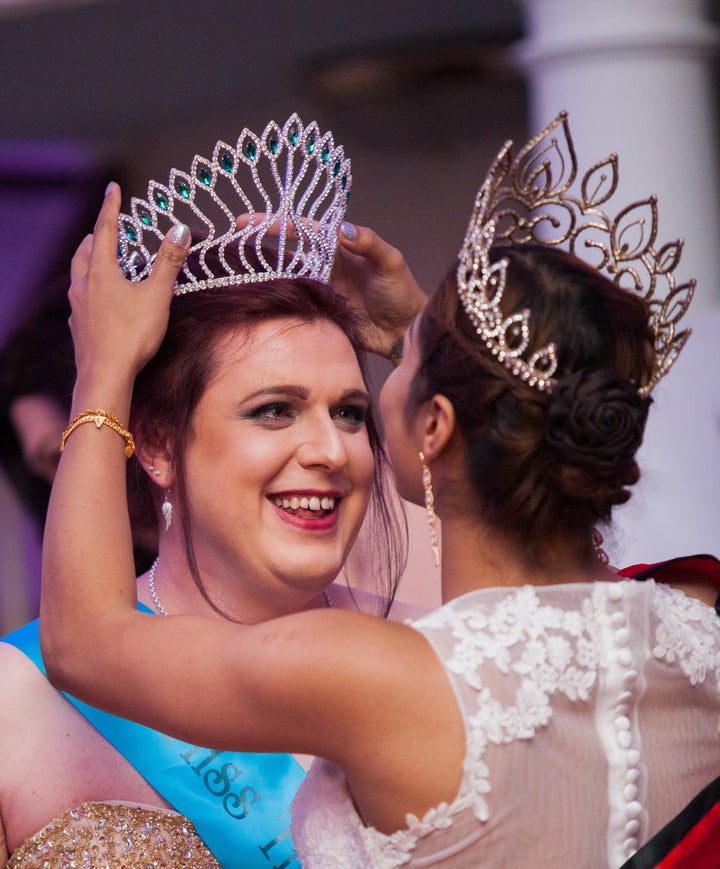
(516, 0, 720, 565)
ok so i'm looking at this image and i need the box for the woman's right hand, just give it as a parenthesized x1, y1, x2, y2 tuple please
(68, 183, 191, 398)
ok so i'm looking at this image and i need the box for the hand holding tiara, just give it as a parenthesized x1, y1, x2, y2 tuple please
(118, 115, 350, 293)
(333, 222, 427, 361)
(117, 112, 425, 359)
(68, 183, 191, 401)
(235, 210, 427, 360)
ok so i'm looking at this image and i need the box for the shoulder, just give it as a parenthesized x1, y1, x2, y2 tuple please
(0, 639, 48, 704)
(0, 641, 63, 848)
(0, 638, 104, 748)
(646, 581, 720, 676)
(0, 640, 75, 749)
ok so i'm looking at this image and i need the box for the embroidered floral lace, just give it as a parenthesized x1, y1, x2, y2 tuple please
(292, 581, 720, 868)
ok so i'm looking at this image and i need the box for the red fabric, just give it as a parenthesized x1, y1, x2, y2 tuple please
(618, 554, 720, 588)
(655, 802, 720, 869)
(619, 777, 720, 869)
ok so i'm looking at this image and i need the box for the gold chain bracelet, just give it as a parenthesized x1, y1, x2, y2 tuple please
(61, 409, 135, 458)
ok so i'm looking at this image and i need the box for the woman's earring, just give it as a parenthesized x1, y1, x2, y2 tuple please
(162, 489, 173, 532)
(592, 527, 609, 565)
(419, 451, 440, 568)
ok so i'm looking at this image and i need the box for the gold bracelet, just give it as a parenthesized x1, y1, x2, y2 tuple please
(61, 409, 135, 458)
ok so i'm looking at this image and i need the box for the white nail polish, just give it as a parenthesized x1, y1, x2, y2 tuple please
(340, 221, 358, 241)
(171, 222, 191, 245)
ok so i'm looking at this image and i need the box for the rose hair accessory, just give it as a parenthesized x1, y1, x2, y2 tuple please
(117, 114, 351, 293)
(456, 112, 695, 396)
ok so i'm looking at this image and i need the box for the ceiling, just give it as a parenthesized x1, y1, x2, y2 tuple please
(3, 0, 718, 172)
(0, 0, 535, 340)
(1, 0, 718, 336)
(0, 0, 524, 152)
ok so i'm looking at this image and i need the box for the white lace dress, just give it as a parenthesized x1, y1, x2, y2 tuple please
(291, 580, 720, 868)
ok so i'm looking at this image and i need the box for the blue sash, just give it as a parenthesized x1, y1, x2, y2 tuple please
(3, 611, 305, 869)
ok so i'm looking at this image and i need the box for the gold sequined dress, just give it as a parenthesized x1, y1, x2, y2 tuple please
(7, 801, 221, 868)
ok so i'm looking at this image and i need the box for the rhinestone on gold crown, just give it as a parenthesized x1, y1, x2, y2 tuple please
(117, 114, 351, 294)
(457, 112, 695, 396)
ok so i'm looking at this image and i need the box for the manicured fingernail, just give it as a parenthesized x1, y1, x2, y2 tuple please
(170, 222, 191, 245)
(105, 182, 115, 197)
(340, 221, 358, 241)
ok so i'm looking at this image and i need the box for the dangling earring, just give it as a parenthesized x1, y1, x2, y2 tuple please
(161, 489, 173, 532)
(419, 451, 440, 568)
(592, 527, 609, 565)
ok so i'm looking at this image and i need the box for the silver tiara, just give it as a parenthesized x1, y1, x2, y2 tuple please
(457, 112, 695, 396)
(117, 114, 351, 294)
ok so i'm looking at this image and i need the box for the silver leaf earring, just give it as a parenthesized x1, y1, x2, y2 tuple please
(161, 490, 173, 531)
(419, 451, 440, 568)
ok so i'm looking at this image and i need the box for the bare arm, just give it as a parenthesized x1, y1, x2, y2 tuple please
(39, 187, 462, 829)
(41, 404, 453, 826)
(41, 182, 186, 691)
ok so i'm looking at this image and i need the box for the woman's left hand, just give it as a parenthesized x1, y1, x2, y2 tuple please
(331, 221, 427, 361)
(68, 183, 191, 392)
(235, 213, 427, 361)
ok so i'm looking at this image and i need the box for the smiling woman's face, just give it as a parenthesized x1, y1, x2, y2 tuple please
(181, 316, 375, 600)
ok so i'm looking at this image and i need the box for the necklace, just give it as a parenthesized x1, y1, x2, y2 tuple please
(148, 557, 168, 616)
(147, 557, 332, 617)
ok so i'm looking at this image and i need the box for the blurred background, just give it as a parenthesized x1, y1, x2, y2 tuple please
(1, 0, 719, 632)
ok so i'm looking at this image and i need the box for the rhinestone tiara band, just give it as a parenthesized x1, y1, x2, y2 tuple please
(457, 112, 695, 396)
(117, 114, 351, 294)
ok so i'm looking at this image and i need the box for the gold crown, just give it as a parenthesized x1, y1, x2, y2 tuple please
(457, 112, 695, 396)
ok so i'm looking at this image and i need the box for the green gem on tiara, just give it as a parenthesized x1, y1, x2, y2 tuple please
(117, 115, 353, 294)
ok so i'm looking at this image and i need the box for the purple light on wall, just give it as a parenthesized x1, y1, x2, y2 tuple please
(0, 138, 105, 344)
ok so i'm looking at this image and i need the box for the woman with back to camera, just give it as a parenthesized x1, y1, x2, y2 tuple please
(0, 115, 425, 868)
(41, 113, 720, 867)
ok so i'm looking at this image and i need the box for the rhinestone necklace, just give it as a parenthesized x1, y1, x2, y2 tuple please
(147, 556, 331, 617)
(148, 557, 168, 616)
